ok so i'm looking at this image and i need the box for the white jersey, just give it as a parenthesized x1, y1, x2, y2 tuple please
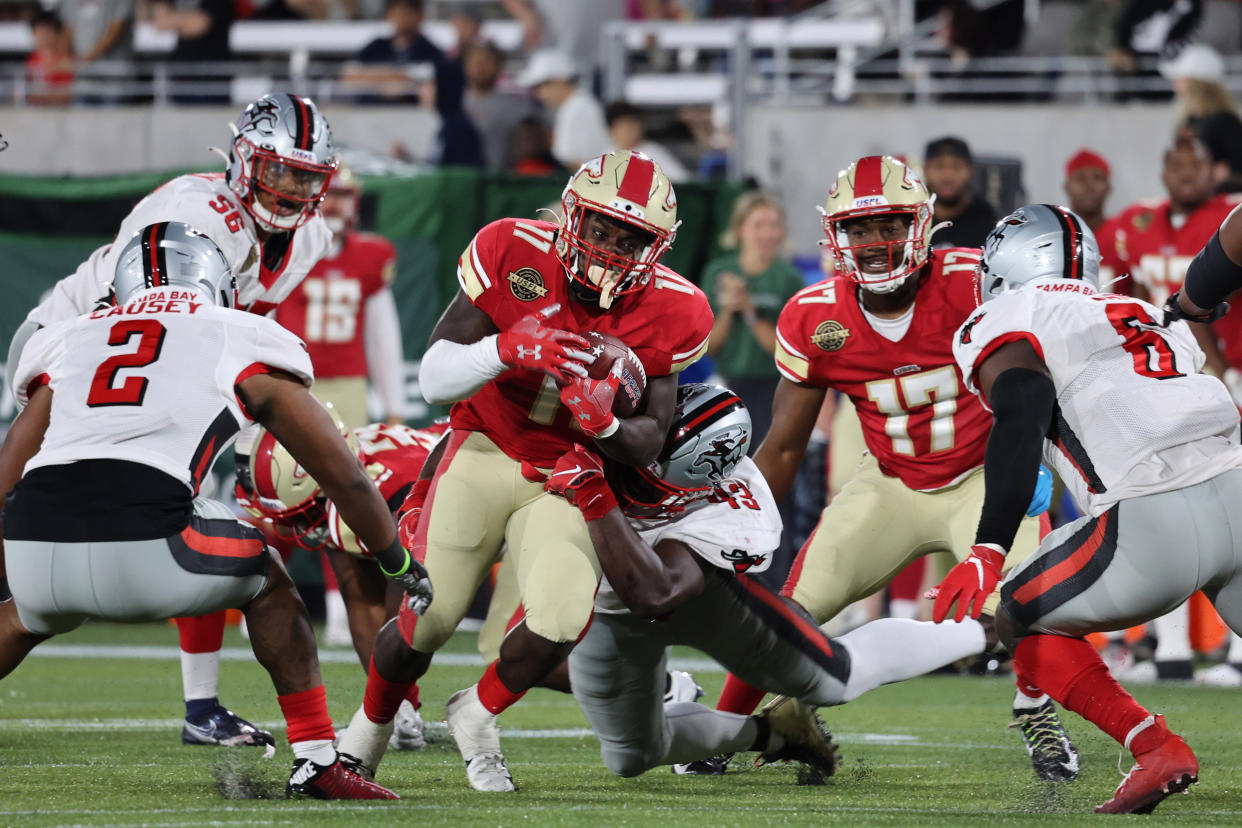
(26, 173, 332, 326)
(594, 457, 782, 614)
(953, 280, 1242, 516)
(15, 286, 313, 492)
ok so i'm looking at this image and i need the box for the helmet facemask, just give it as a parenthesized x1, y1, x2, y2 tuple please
(615, 461, 717, 518)
(557, 199, 671, 309)
(233, 137, 336, 233)
(822, 203, 932, 294)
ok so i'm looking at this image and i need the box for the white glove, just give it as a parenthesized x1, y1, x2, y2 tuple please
(1224, 368, 1242, 408)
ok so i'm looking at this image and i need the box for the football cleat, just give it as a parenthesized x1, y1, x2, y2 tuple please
(389, 699, 428, 751)
(1194, 662, 1242, 687)
(753, 696, 840, 778)
(1009, 699, 1080, 781)
(1095, 729, 1198, 814)
(286, 756, 399, 800)
(672, 753, 732, 776)
(663, 670, 704, 705)
(336, 750, 375, 781)
(182, 706, 275, 750)
(445, 686, 516, 792)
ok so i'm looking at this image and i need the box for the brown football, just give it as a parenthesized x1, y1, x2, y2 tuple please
(582, 330, 647, 417)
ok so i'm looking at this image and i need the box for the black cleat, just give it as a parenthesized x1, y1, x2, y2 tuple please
(1009, 699, 1080, 781)
(182, 706, 275, 750)
(671, 753, 733, 775)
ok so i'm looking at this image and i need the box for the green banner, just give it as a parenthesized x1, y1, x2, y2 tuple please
(0, 169, 744, 426)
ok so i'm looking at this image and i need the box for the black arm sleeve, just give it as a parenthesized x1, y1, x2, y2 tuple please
(975, 367, 1057, 550)
(1183, 231, 1242, 312)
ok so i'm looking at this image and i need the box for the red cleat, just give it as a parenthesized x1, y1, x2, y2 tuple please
(286, 757, 400, 800)
(1095, 733, 1198, 814)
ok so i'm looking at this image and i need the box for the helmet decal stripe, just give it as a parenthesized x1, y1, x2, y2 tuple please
(615, 153, 656, 206)
(668, 394, 744, 453)
(141, 222, 170, 289)
(1048, 204, 1082, 280)
(288, 94, 311, 151)
(852, 155, 885, 198)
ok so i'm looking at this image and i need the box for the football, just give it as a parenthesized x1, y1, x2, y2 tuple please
(582, 331, 647, 417)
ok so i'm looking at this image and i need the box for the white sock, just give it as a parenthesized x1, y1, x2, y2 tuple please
(325, 589, 348, 630)
(1012, 690, 1049, 712)
(889, 599, 919, 620)
(1153, 603, 1192, 662)
(291, 738, 337, 766)
(836, 618, 986, 703)
(336, 704, 394, 773)
(662, 702, 762, 766)
(181, 650, 221, 703)
(1227, 630, 1242, 663)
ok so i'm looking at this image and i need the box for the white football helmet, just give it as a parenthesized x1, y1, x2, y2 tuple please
(820, 155, 935, 294)
(616, 383, 751, 516)
(978, 204, 1101, 303)
(113, 221, 237, 307)
(226, 93, 337, 233)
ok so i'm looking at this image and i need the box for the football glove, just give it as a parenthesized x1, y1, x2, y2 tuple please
(379, 544, 434, 617)
(1162, 289, 1229, 325)
(544, 444, 618, 521)
(1027, 465, 1053, 517)
(496, 303, 593, 385)
(932, 543, 1006, 623)
(561, 358, 623, 438)
(396, 478, 432, 552)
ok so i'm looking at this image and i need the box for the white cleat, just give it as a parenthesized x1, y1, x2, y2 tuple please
(445, 686, 516, 792)
(1117, 660, 1159, 685)
(389, 699, 428, 751)
(663, 669, 704, 705)
(1194, 662, 1242, 687)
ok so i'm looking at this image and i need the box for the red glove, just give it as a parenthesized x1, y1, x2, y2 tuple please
(544, 444, 617, 521)
(932, 544, 1006, 623)
(561, 358, 623, 438)
(396, 478, 432, 553)
(496, 303, 592, 385)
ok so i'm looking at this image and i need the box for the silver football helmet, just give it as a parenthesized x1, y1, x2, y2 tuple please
(226, 93, 337, 233)
(113, 221, 237, 307)
(617, 383, 752, 515)
(978, 204, 1101, 303)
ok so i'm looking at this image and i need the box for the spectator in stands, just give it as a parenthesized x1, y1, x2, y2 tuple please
(517, 49, 611, 169)
(342, 0, 442, 103)
(508, 115, 563, 176)
(700, 192, 804, 446)
(463, 42, 538, 170)
(151, 0, 234, 104)
(922, 136, 998, 249)
(1162, 44, 1242, 193)
(25, 10, 74, 107)
(1063, 149, 1113, 233)
(447, 3, 484, 58)
(1109, 0, 1201, 77)
(500, 0, 660, 82)
(605, 100, 691, 182)
(59, 0, 133, 103)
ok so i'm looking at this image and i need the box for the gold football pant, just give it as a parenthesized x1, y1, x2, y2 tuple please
(309, 376, 370, 430)
(409, 431, 600, 652)
(783, 453, 1040, 621)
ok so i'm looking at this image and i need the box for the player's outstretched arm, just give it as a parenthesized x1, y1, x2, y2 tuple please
(545, 445, 705, 616)
(0, 387, 52, 589)
(753, 379, 827, 503)
(1178, 203, 1242, 317)
(933, 341, 1054, 623)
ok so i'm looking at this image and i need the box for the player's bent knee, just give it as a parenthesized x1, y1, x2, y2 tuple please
(525, 596, 594, 645)
(993, 602, 1026, 652)
(601, 746, 654, 778)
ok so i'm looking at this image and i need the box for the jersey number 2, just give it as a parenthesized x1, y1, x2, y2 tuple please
(1105, 302, 1184, 379)
(86, 320, 167, 407)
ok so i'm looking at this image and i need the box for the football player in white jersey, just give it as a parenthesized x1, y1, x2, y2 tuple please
(933, 204, 1242, 814)
(334, 385, 991, 785)
(0, 223, 431, 799)
(4, 92, 337, 749)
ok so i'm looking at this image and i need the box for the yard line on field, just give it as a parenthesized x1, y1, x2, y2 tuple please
(26, 643, 724, 673)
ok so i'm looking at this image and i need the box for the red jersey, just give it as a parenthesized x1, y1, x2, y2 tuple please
(449, 217, 713, 467)
(325, 422, 448, 555)
(1099, 193, 1240, 305)
(276, 232, 397, 378)
(774, 249, 989, 491)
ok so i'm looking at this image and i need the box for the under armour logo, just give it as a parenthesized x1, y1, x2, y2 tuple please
(517, 345, 542, 360)
(566, 396, 582, 407)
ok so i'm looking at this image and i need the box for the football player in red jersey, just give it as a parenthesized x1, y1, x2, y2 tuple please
(274, 163, 406, 647)
(701, 156, 1078, 782)
(336, 150, 713, 792)
(4, 93, 339, 751)
(1096, 136, 1242, 683)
